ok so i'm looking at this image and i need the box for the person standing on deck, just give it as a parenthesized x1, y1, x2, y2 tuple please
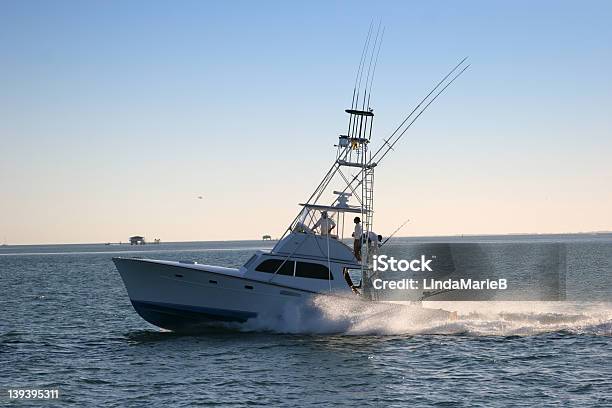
(312, 211, 336, 236)
(352, 217, 363, 261)
(367, 231, 383, 257)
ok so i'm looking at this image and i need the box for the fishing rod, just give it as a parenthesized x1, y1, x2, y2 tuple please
(381, 218, 411, 246)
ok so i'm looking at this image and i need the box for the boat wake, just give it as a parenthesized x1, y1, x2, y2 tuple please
(240, 297, 612, 336)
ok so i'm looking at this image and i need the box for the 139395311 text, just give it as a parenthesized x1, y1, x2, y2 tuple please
(7, 389, 59, 399)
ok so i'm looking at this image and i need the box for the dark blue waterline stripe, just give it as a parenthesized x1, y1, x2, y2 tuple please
(131, 300, 257, 327)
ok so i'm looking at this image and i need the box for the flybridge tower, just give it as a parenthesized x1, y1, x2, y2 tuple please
(341, 21, 384, 244)
(271, 23, 470, 282)
(338, 107, 376, 248)
(269, 22, 387, 275)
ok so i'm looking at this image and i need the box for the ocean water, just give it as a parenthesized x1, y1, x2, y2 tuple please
(1, 236, 611, 407)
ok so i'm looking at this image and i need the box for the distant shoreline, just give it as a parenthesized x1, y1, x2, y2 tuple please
(3, 231, 612, 247)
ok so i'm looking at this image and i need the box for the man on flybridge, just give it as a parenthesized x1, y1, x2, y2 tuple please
(312, 211, 336, 236)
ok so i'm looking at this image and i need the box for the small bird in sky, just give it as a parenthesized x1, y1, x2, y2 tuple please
(197, 196, 204, 200)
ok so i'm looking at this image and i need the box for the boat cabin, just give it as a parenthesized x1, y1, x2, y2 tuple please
(240, 203, 370, 296)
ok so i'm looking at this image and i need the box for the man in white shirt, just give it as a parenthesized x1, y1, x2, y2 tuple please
(352, 216, 362, 261)
(312, 211, 336, 236)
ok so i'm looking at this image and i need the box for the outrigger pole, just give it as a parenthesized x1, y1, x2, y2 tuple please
(375, 61, 470, 163)
(375, 56, 468, 162)
(329, 57, 470, 206)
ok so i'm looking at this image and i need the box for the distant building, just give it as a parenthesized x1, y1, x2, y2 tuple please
(129, 236, 145, 245)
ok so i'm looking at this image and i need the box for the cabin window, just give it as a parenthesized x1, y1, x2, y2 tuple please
(295, 262, 332, 280)
(255, 259, 295, 276)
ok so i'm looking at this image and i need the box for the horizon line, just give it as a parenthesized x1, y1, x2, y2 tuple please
(3, 230, 612, 247)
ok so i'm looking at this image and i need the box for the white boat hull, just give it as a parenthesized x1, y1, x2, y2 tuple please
(113, 257, 317, 331)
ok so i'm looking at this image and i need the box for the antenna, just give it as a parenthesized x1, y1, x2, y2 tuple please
(351, 20, 374, 110)
(366, 25, 385, 112)
(348, 22, 375, 138)
(354, 25, 374, 111)
(362, 19, 383, 111)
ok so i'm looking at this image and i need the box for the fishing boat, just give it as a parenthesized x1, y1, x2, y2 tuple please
(114, 31, 469, 331)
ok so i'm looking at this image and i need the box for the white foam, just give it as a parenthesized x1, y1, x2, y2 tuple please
(240, 297, 612, 336)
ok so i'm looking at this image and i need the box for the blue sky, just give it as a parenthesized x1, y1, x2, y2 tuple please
(1, 1, 611, 244)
